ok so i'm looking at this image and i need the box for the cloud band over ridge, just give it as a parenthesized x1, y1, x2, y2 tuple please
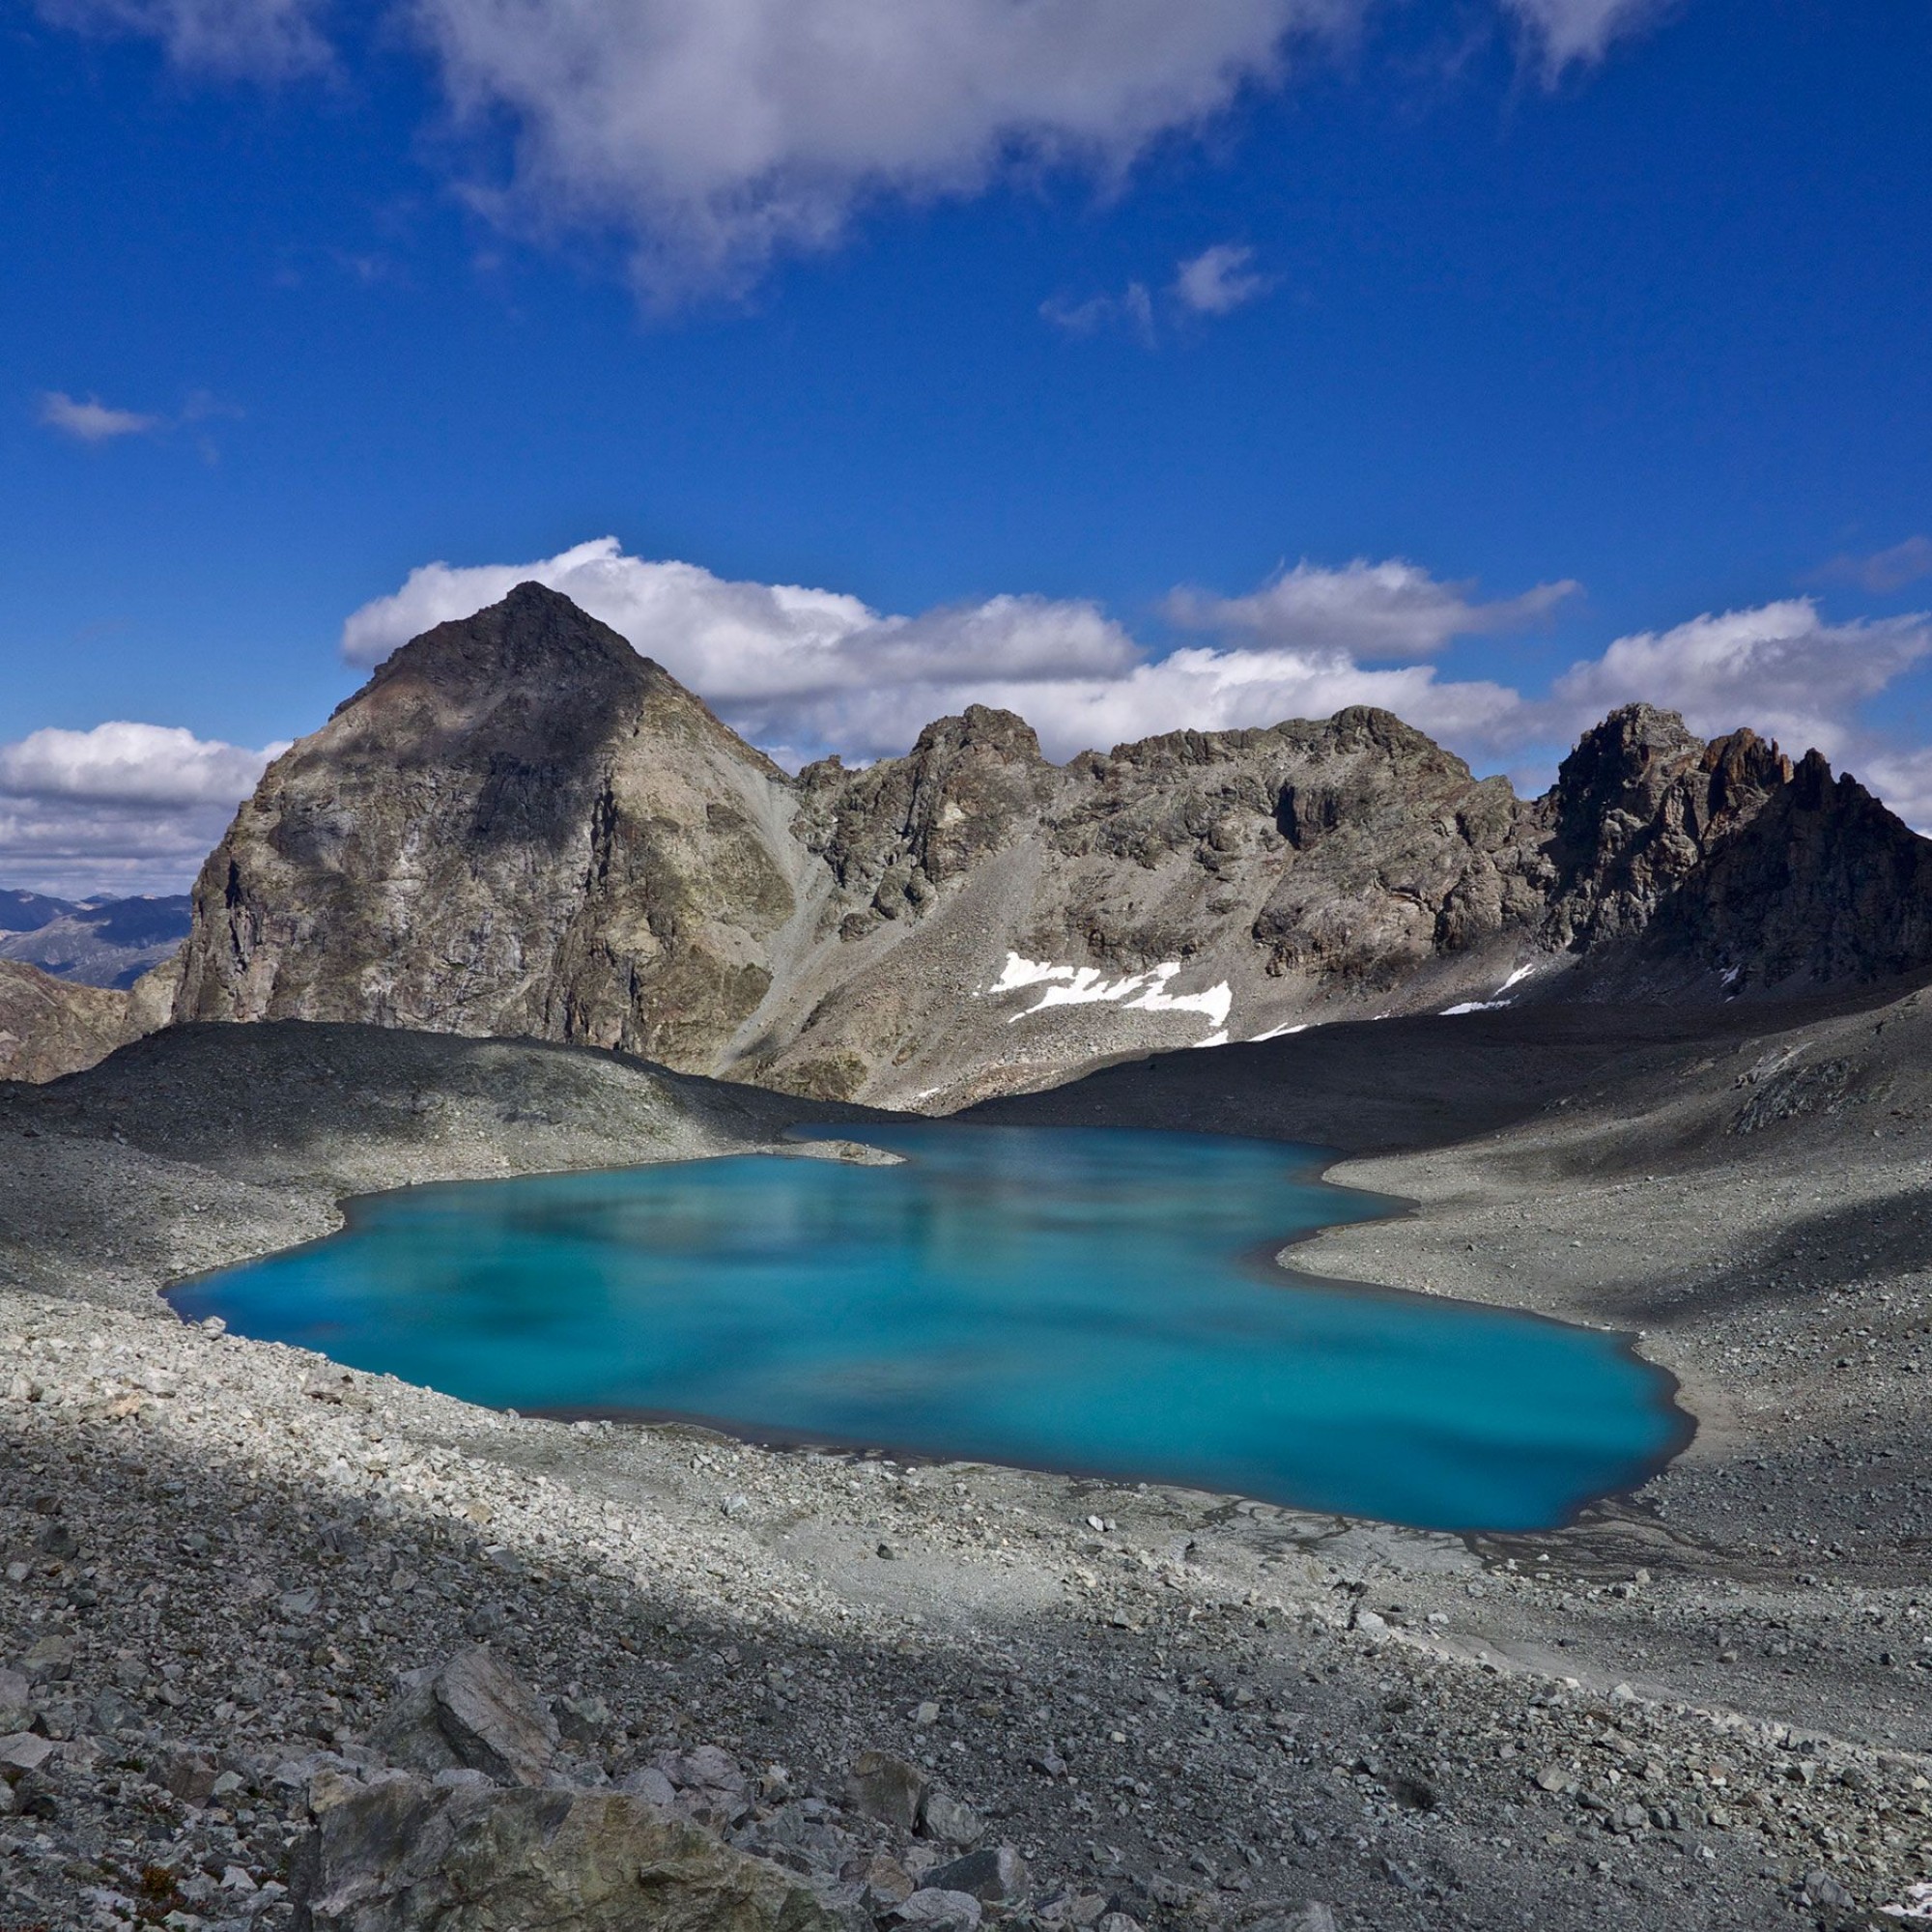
(340, 538, 1932, 831)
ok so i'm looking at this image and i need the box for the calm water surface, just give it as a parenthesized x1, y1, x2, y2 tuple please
(174, 1123, 1689, 1531)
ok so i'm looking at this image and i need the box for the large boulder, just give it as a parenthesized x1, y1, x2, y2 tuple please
(370, 1648, 559, 1787)
(292, 1772, 859, 1932)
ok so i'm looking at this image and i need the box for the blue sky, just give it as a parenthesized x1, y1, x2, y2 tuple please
(4, 0, 1931, 892)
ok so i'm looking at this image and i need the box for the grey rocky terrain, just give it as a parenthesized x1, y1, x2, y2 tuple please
(7, 1003, 1932, 1929)
(160, 582, 1932, 1112)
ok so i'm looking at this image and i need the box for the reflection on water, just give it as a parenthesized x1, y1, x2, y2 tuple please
(174, 1123, 1689, 1532)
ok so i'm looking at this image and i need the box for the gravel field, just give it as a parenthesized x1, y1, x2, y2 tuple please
(8, 1008, 1932, 1930)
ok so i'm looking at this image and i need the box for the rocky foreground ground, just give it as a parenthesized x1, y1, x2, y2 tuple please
(8, 1005, 1932, 1929)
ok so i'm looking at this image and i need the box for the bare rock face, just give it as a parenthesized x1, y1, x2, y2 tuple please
(165, 583, 1932, 1110)
(0, 959, 132, 1083)
(291, 1772, 855, 1932)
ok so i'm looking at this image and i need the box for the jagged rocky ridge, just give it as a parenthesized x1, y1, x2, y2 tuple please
(166, 582, 1932, 1108)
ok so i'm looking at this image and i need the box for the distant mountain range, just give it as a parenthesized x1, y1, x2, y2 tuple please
(0, 892, 192, 990)
(144, 581, 1932, 1110)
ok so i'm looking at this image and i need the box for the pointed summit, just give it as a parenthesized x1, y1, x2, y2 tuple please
(366, 580, 645, 692)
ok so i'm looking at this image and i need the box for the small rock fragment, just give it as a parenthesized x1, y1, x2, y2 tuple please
(21, 1634, 73, 1683)
(617, 1767, 678, 1807)
(553, 1692, 611, 1747)
(1247, 1909, 1337, 1932)
(36, 1520, 79, 1561)
(858, 1854, 917, 1908)
(1803, 1870, 1855, 1911)
(0, 1666, 29, 1733)
(0, 1732, 55, 1773)
(166, 1752, 219, 1806)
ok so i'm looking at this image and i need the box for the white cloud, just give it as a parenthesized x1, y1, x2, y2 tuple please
(411, 0, 1353, 292)
(38, 391, 163, 443)
(1167, 557, 1578, 659)
(0, 723, 287, 897)
(1174, 242, 1273, 316)
(0, 723, 284, 806)
(1542, 600, 1932, 767)
(1497, 0, 1669, 75)
(35, 0, 1680, 289)
(345, 544, 1932, 842)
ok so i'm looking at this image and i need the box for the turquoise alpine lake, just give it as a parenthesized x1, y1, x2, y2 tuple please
(172, 1123, 1689, 1532)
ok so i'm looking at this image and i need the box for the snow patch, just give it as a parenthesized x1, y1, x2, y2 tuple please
(986, 952, 1232, 1030)
(1441, 962, 1544, 1016)
(990, 952, 1073, 993)
(1248, 1022, 1309, 1043)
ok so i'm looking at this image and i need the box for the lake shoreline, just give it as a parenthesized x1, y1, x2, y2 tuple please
(7, 1009, 1932, 1929)
(174, 1121, 1681, 1538)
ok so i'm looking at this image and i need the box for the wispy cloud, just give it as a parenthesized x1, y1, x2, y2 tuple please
(1040, 281, 1156, 346)
(1497, 0, 1672, 79)
(1168, 558, 1577, 658)
(1812, 535, 1932, 598)
(1174, 242, 1274, 317)
(37, 387, 242, 454)
(1047, 242, 1275, 346)
(37, 391, 164, 443)
(34, 0, 327, 76)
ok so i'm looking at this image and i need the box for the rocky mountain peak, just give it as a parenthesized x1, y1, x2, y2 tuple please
(1550, 704, 1704, 836)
